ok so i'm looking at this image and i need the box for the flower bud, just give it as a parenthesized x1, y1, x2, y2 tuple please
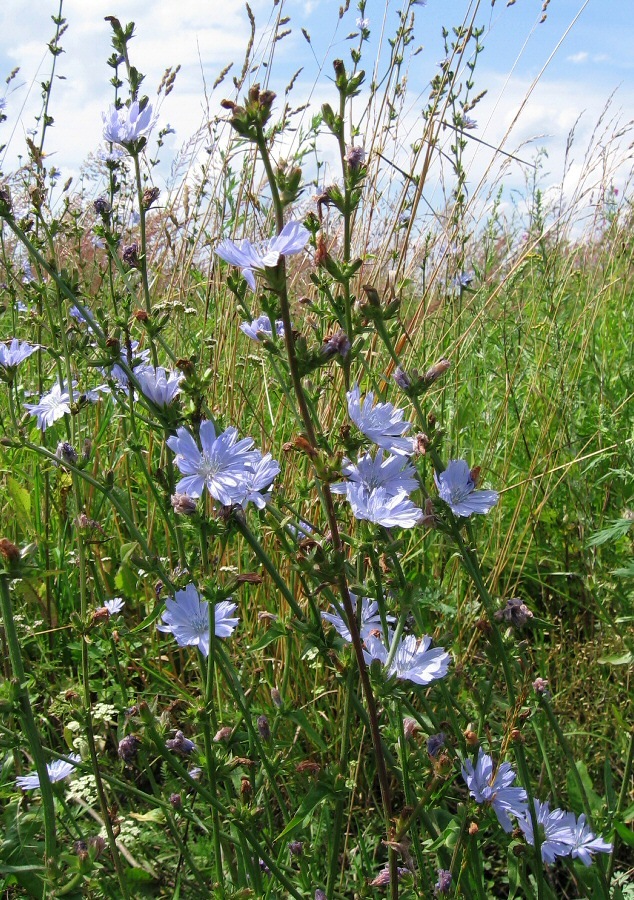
(257, 715, 271, 743)
(93, 197, 111, 217)
(122, 243, 139, 268)
(170, 792, 182, 810)
(214, 726, 232, 742)
(171, 493, 197, 516)
(424, 357, 451, 384)
(142, 186, 160, 209)
(118, 734, 140, 762)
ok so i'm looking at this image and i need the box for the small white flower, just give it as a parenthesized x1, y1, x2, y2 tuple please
(25, 383, 73, 430)
(102, 100, 156, 148)
(104, 597, 125, 616)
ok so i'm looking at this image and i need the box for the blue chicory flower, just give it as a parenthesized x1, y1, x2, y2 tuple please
(215, 221, 309, 290)
(157, 583, 239, 656)
(461, 748, 528, 832)
(434, 460, 498, 517)
(16, 754, 81, 791)
(346, 384, 413, 455)
(363, 631, 451, 686)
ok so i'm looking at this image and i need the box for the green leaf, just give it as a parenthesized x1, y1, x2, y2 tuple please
(586, 518, 632, 547)
(6, 476, 33, 535)
(275, 781, 334, 841)
(566, 761, 603, 814)
(249, 621, 289, 651)
(286, 709, 328, 752)
(598, 651, 634, 666)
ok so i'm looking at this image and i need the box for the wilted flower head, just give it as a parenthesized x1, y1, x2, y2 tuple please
(16, 754, 81, 791)
(364, 631, 451, 686)
(494, 597, 533, 628)
(427, 732, 446, 757)
(392, 366, 412, 391)
(56, 441, 78, 465)
(452, 271, 474, 290)
(25, 382, 73, 430)
(166, 731, 197, 755)
(461, 748, 527, 832)
(434, 870, 452, 895)
(346, 384, 413, 455)
(320, 329, 351, 360)
(346, 145, 366, 169)
(102, 100, 156, 149)
(216, 220, 309, 290)
(171, 493, 197, 516)
(370, 866, 409, 886)
(434, 460, 499, 517)
(157, 583, 239, 657)
(118, 735, 140, 763)
(93, 197, 111, 217)
(240, 314, 285, 342)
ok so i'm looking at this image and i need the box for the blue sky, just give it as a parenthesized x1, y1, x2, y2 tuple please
(0, 0, 631, 222)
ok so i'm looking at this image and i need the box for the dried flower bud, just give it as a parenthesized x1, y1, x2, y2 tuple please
(118, 734, 140, 762)
(142, 186, 160, 209)
(74, 840, 88, 861)
(122, 243, 139, 268)
(88, 835, 106, 858)
(393, 366, 412, 391)
(403, 717, 419, 740)
(346, 145, 366, 170)
(166, 730, 196, 755)
(468, 822, 479, 836)
(0, 538, 20, 564)
(170, 792, 182, 810)
(464, 729, 478, 747)
(494, 597, 533, 628)
(171, 493, 197, 516)
(257, 715, 271, 743)
(82, 439, 92, 461)
(271, 687, 283, 708)
(296, 760, 321, 776)
(56, 441, 78, 465)
(510, 728, 523, 743)
(320, 329, 351, 360)
(532, 677, 549, 694)
(411, 433, 430, 455)
(288, 840, 304, 857)
(424, 357, 451, 384)
(93, 197, 111, 217)
(241, 776, 252, 800)
(427, 732, 446, 757)
(214, 726, 232, 742)
(132, 308, 149, 322)
(370, 867, 409, 886)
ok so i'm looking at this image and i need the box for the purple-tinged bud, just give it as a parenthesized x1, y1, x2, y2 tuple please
(288, 840, 304, 856)
(214, 726, 232, 742)
(56, 441, 78, 465)
(271, 687, 283, 708)
(315, 892, 327, 900)
(434, 869, 452, 895)
(259, 858, 270, 874)
(189, 766, 202, 781)
(171, 493, 197, 516)
(320, 329, 351, 360)
(533, 677, 549, 694)
(142, 186, 160, 209)
(93, 197, 111, 217)
(118, 734, 140, 762)
(346, 145, 366, 170)
(166, 730, 196, 755)
(427, 732, 446, 757)
(74, 840, 88, 861)
(170, 792, 182, 810)
(88, 836, 106, 858)
(412, 433, 430, 456)
(494, 597, 533, 628)
(257, 715, 271, 743)
(393, 366, 412, 391)
(370, 867, 409, 886)
(122, 243, 139, 268)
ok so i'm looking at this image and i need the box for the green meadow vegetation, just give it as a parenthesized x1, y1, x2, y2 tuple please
(0, 2, 632, 897)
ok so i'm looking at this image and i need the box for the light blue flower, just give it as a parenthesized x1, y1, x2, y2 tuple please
(16, 754, 81, 791)
(215, 221, 309, 290)
(322, 594, 393, 643)
(230, 451, 280, 509)
(135, 366, 182, 407)
(157, 583, 239, 656)
(363, 631, 450, 686)
(104, 597, 125, 616)
(434, 460, 498, 517)
(240, 314, 285, 341)
(0, 338, 39, 369)
(102, 100, 156, 148)
(346, 484, 422, 529)
(331, 449, 419, 498)
(346, 384, 413, 455)
(518, 799, 577, 864)
(569, 814, 612, 865)
(109, 341, 152, 390)
(166, 420, 259, 506)
(461, 748, 528, 833)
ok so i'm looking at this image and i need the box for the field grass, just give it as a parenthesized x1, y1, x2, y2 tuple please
(0, 2, 632, 898)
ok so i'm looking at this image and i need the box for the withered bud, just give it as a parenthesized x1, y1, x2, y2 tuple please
(470, 465, 481, 486)
(393, 366, 412, 391)
(118, 734, 141, 762)
(240, 776, 252, 799)
(220, 98, 239, 112)
(464, 729, 478, 747)
(494, 597, 533, 628)
(56, 441, 78, 465)
(166, 730, 196, 755)
(170, 792, 182, 810)
(320, 329, 351, 360)
(288, 840, 304, 857)
(333, 58, 345, 78)
(424, 357, 451, 384)
(0, 184, 13, 214)
(296, 760, 321, 776)
(468, 822, 479, 836)
(412, 433, 430, 455)
(122, 243, 139, 268)
(83, 438, 92, 461)
(271, 687, 282, 708)
(91, 607, 111, 625)
(257, 715, 271, 743)
(214, 726, 233, 742)
(142, 186, 160, 209)
(510, 728, 523, 743)
(171, 493, 197, 516)
(74, 840, 88, 861)
(370, 867, 409, 886)
(426, 732, 446, 757)
(532, 677, 549, 694)
(403, 717, 419, 740)
(346, 145, 366, 170)
(0, 538, 20, 564)
(132, 308, 149, 322)
(93, 197, 111, 217)
(88, 836, 106, 858)
(236, 572, 264, 585)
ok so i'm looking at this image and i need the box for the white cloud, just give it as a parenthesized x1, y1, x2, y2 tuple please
(567, 51, 589, 64)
